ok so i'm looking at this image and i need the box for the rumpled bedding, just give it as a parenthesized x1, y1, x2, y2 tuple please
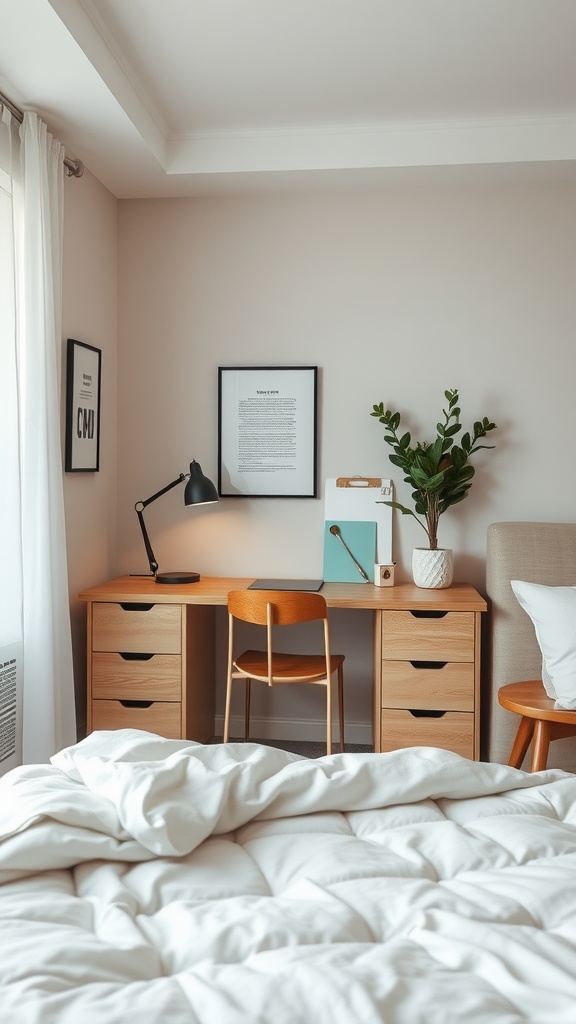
(1, 730, 576, 1024)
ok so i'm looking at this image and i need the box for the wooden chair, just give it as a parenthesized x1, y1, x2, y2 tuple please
(498, 680, 576, 772)
(223, 589, 345, 755)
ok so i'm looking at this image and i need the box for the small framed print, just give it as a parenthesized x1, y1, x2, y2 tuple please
(65, 339, 102, 472)
(218, 365, 318, 497)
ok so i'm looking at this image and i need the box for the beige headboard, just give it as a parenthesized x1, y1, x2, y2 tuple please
(486, 521, 576, 771)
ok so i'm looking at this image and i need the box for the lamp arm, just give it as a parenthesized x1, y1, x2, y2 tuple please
(139, 473, 187, 510)
(135, 504, 159, 575)
(135, 473, 187, 576)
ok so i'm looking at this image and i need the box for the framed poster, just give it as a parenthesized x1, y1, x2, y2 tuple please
(218, 366, 318, 497)
(65, 338, 101, 472)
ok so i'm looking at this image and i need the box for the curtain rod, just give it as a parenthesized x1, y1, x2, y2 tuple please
(0, 90, 84, 178)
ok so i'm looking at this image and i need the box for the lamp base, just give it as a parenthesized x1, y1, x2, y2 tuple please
(155, 571, 200, 584)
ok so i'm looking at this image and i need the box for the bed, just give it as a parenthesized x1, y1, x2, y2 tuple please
(2, 727, 576, 1023)
(486, 520, 576, 772)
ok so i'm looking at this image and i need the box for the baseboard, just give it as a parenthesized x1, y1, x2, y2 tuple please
(214, 714, 373, 746)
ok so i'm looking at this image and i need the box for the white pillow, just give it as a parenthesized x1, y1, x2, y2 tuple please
(511, 580, 576, 710)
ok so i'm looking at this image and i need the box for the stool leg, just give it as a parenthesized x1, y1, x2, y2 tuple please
(531, 719, 551, 772)
(508, 716, 534, 768)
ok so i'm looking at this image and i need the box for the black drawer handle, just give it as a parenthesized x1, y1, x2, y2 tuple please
(119, 652, 154, 661)
(409, 610, 448, 619)
(119, 603, 155, 611)
(409, 661, 447, 670)
(409, 709, 447, 718)
(119, 700, 154, 709)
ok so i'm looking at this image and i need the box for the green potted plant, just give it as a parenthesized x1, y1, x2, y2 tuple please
(370, 389, 497, 587)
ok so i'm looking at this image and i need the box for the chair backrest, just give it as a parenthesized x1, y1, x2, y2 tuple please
(486, 521, 576, 770)
(227, 589, 331, 686)
(228, 589, 328, 626)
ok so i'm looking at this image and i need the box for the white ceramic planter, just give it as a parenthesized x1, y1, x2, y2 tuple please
(412, 547, 454, 589)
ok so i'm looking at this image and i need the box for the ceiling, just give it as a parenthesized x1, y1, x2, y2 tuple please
(1, 0, 575, 197)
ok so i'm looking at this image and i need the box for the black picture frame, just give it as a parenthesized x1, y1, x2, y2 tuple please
(218, 365, 318, 497)
(65, 338, 102, 472)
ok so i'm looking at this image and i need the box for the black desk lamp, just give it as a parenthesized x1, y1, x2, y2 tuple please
(135, 460, 218, 584)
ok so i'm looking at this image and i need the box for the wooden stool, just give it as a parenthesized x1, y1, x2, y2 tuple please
(498, 680, 576, 771)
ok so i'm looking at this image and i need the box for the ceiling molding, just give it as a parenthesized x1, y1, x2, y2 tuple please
(166, 116, 576, 177)
(2, 1, 574, 197)
(47, 0, 168, 163)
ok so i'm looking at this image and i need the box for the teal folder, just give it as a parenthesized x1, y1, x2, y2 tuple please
(323, 520, 376, 584)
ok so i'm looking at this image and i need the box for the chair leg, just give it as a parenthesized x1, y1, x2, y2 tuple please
(223, 674, 233, 743)
(326, 677, 332, 756)
(531, 719, 551, 772)
(338, 665, 344, 753)
(508, 716, 534, 769)
(244, 679, 251, 741)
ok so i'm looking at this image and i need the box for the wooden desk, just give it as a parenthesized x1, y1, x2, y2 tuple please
(80, 577, 486, 756)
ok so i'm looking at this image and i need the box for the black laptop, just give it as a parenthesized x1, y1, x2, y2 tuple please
(248, 579, 324, 592)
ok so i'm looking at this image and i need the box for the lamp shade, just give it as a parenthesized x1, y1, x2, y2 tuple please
(184, 461, 219, 506)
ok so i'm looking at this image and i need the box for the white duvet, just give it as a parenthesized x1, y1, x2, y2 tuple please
(1, 731, 576, 1024)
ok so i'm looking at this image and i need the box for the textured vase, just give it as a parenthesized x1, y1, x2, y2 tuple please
(412, 547, 454, 589)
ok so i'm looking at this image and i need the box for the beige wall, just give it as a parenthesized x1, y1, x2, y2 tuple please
(117, 183, 576, 584)
(62, 175, 576, 747)
(113, 180, 575, 744)
(62, 167, 118, 734)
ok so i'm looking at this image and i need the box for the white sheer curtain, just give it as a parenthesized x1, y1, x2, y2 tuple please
(0, 106, 76, 768)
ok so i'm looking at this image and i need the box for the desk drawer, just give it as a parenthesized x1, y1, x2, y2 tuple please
(381, 660, 474, 711)
(92, 699, 181, 738)
(92, 603, 182, 654)
(92, 652, 181, 701)
(380, 709, 474, 758)
(382, 610, 475, 662)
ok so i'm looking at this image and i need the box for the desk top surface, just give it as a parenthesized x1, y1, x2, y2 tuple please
(79, 576, 487, 612)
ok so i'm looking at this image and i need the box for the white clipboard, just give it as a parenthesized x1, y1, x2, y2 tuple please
(324, 477, 393, 564)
